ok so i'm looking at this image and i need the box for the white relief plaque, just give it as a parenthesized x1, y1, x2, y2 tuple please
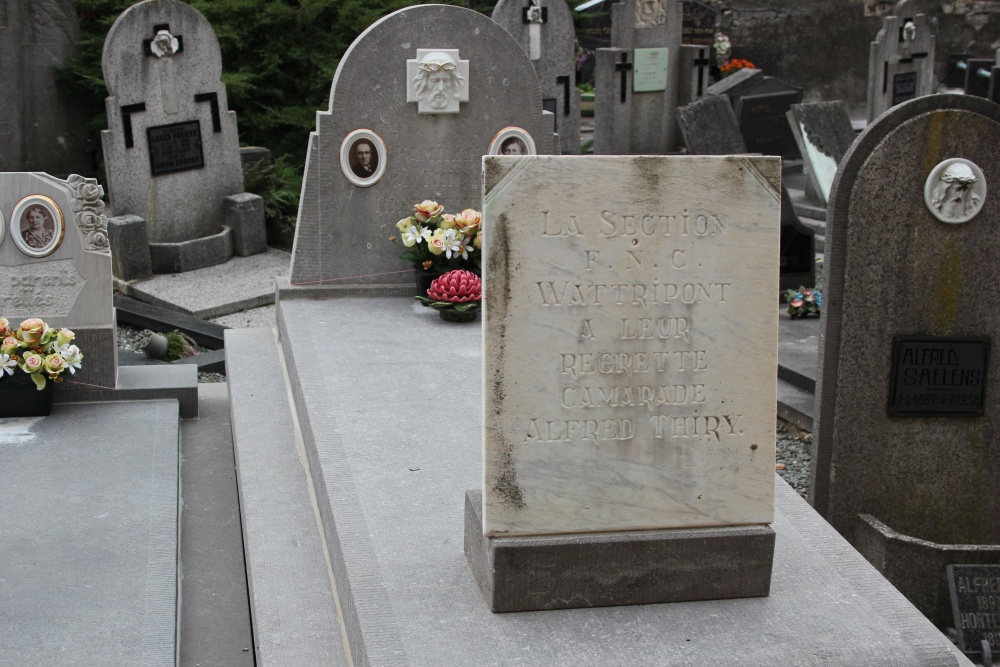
(406, 48, 470, 114)
(635, 0, 667, 27)
(483, 155, 781, 537)
(924, 158, 987, 224)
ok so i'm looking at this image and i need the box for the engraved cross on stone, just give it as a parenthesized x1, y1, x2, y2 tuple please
(143, 23, 184, 115)
(523, 0, 547, 62)
(616, 53, 633, 103)
(693, 46, 711, 96)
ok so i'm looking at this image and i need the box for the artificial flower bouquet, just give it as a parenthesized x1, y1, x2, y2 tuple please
(392, 200, 483, 275)
(414, 269, 482, 316)
(784, 287, 822, 319)
(719, 58, 755, 77)
(0, 317, 83, 390)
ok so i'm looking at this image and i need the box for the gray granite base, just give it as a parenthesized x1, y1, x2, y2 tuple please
(464, 490, 774, 612)
(149, 226, 233, 274)
(856, 513, 1000, 630)
(0, 400, 179, 667)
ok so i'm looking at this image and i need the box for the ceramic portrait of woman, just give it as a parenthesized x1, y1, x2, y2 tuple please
(11, 196, 64, 257)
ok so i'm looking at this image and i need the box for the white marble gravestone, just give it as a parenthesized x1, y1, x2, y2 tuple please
(482, 155, 779, 535)
(0, 172, 116, 389)
(866, 1, 935, 122)
(491, 0, 581, 155)
(286, 5, 555, 292)
(101, 0, 244, 249)
(0, 0, 89, 176)
(594, 0, 682, 154)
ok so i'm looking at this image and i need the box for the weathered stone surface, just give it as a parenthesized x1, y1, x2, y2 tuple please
(149, 225, 233, 273)
(287, 5, 554, 290)
(813, 95, 1000, 555)
(483, 155, 780, 536)
(0, 400, 179, 667)
(677, 44, 712, 107)
(0, 0, 89, 176)
(0, 172, 116, 389)
(677, 94, 747, 154)
(224, 193, 266, 257)
(101, 0, 244, 244)
(492, 0, 580, 154)
(866, 6, 935, 122)
(464, 490, 774, 612)
(594, 0, 682, 154)
(787, 101, 857, 205)
(108, 214, 153, 281)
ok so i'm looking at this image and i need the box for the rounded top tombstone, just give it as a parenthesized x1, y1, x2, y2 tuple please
(101, 0, 223, 102)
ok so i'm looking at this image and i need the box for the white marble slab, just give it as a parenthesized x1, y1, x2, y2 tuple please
(482, 155, 781, 536)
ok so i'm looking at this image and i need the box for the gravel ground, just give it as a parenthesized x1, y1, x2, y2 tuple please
(776, 419, 813, 498)
(116, 323, 225, 383)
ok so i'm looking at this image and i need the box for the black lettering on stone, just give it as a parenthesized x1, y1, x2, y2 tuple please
(147, 120, 205, 176)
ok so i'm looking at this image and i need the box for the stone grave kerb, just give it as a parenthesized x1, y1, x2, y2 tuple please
(593, 0, 682, 154)
(491, 0, 580, 155)
(285, 4, 555, 293)
(813, 93, 1000, 550)
(865, 6, 935, 122)
(101, 0, 244, 246)
(0, 172, 116, 389)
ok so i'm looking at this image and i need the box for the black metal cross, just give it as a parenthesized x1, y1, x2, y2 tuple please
(693, 47, 711, 97)
(616, 53, 633, 103)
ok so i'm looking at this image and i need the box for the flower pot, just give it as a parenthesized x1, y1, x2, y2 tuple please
(439, 309, 479, 323)
(143, 333, 169, 359)
(3, 373, 54, 417)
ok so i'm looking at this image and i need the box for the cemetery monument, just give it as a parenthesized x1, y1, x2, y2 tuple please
(787, 101, 857, 206)
(468, 154, 781, 610)
(594, 0, 682, 154)
(285, 4, 555, 293)
(812, 94, 1000, 633)
(866, 0, 935, 122)
(101, 0, 265, 276)
(491, 0, 581, 155)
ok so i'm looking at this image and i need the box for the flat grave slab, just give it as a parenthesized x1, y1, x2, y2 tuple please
(117, 247, 288, 318)
(271, 295, 971, 666)
(0, 400, 179, 667)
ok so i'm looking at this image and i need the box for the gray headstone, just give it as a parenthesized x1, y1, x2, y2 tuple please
(865, 7, 935, 122)
(787, 101, 857, 205)
(677, 95, 747, 155)
(100, 0, 245, 245)
(813, 94, 1000, 624)
(287, 5, 555, 290)
(492, 0, 581, 155)
(705, 67, 763, 98)
(676, 44, 713, 107)
(0, 0, 89, 177)
(594, 0, 682, 154)
(0, 172, 116, 390)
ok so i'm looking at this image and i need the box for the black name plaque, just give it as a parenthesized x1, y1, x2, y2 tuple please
(892, 71, 917, 106)
(888, 336, 989, 417)
(147, 120, 204, 176)
(948, 564, 1000, 657)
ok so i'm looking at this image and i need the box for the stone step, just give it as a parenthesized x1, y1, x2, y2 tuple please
(225, 327, 349, 667)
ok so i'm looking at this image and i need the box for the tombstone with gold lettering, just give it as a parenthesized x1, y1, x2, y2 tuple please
(0, 172, 116, 390)
(286, 4, 555, 293)
(465, 154, 781, 612)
